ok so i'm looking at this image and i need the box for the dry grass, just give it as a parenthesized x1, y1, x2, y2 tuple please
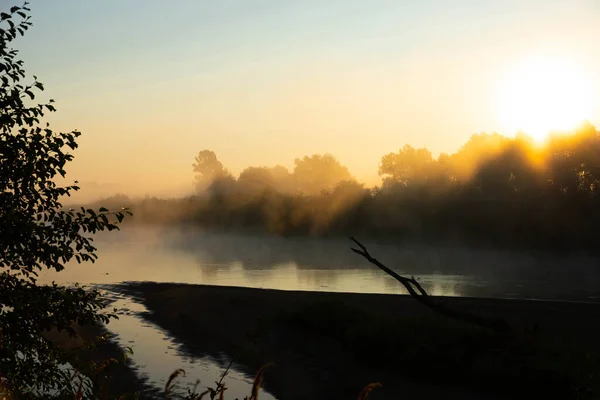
(162, 362, 380, 400)
(356, 383, 382, 400)
(165, 369, 186, 398)
(169, 362, 272, 400)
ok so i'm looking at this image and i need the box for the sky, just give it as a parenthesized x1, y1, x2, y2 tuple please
(7, 0, 600, 199)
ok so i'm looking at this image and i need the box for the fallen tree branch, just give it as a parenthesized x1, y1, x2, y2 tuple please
(350, 237, 511, 334)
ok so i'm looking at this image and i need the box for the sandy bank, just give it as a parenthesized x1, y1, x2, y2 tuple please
(114, 283, 600, 400)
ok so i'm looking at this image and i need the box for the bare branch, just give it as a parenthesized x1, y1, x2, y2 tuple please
(410, 276, 429, 297)
(350, 237, 511, 334)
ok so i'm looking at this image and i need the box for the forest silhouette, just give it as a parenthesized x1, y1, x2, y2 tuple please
(91, 122, 600, 253)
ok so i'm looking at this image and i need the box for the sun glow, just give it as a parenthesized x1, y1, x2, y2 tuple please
(496, 55, 596, 142)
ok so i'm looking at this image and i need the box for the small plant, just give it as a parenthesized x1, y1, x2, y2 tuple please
(165, 369, 186, 399)
(164, 361, 381, 400)
(356, 383, 382, 400)
(165, 362, 270, 400)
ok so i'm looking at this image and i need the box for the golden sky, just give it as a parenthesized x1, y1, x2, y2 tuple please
(15, 0, 600, 200)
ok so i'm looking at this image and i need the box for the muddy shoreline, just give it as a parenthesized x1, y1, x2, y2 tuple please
(109, 282, 600, 400)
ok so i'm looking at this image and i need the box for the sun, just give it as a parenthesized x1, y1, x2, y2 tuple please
(495, 55, 595, 142)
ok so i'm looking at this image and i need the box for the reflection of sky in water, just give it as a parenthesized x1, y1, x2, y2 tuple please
(37, 225, 600, 397)
(43, 227, 600, 300)
(105, 295, 275, 400)
(39, 225, 600, 301)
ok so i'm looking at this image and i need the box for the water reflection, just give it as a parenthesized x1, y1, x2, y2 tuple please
(101, 293, 275, 400)
(39, 225, 600, 302)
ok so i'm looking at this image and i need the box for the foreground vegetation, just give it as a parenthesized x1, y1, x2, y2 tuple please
(0, 4, 129, 397)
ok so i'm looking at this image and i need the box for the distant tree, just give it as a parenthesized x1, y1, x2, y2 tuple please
(237, 166, 276, 194)
(83, 123, 600, 252)
(192, 150, 229, 193)
(546, 122, 600, 196)
(433, 152, 456, 184)
(451, 133, 509, 179)
(293, 153, 353, 195)
(378, 145, 434, 187)
(268, 165, 294, 193)
(237, 165, 295, 195)
(207, 174, 238, 198)
(330, 179, 367, 197)
(473, 142, 539, 196)
(0, 4, 129, 397)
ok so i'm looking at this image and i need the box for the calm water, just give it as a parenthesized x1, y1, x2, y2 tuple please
(38, 225, 600, 398)
(43, 225, 600, 301)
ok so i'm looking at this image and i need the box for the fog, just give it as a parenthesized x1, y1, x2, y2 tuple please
(70, 123, 600, 255)
(41, 225, 600, 302)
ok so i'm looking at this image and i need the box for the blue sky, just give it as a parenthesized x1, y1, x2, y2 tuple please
(8, 0, 600, 198)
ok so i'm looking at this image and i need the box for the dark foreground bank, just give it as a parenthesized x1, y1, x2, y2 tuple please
(111, 282, 600, 400)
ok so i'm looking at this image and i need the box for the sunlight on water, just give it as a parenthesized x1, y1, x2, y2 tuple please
(38, 226, 473, 297)
(38, 225, 600, 302)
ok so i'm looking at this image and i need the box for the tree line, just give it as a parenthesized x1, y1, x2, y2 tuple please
(95, 122, 600, 253)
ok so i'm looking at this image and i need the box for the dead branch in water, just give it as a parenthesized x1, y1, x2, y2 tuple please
(350, 237, 511, 334)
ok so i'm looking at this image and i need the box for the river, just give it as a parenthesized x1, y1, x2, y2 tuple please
(38, 225, 600, 398)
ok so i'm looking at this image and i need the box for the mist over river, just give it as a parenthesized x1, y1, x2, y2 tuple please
(41, 225, 600, 302)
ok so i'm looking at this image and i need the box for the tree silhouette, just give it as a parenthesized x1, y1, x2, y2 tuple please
(193, 149, 229, 193)
(379, 145, 435, 187)
(131, 127, 600, 252)
(237, 166, 277, 194)
(293, 153, 353, 195)
(0, 4, 129, 396)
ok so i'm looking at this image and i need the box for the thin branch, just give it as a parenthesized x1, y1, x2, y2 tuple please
(214, 359, 233, 392)
(350, 237, 511, 334)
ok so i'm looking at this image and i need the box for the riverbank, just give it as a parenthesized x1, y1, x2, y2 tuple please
(114, 282, 600, 400)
